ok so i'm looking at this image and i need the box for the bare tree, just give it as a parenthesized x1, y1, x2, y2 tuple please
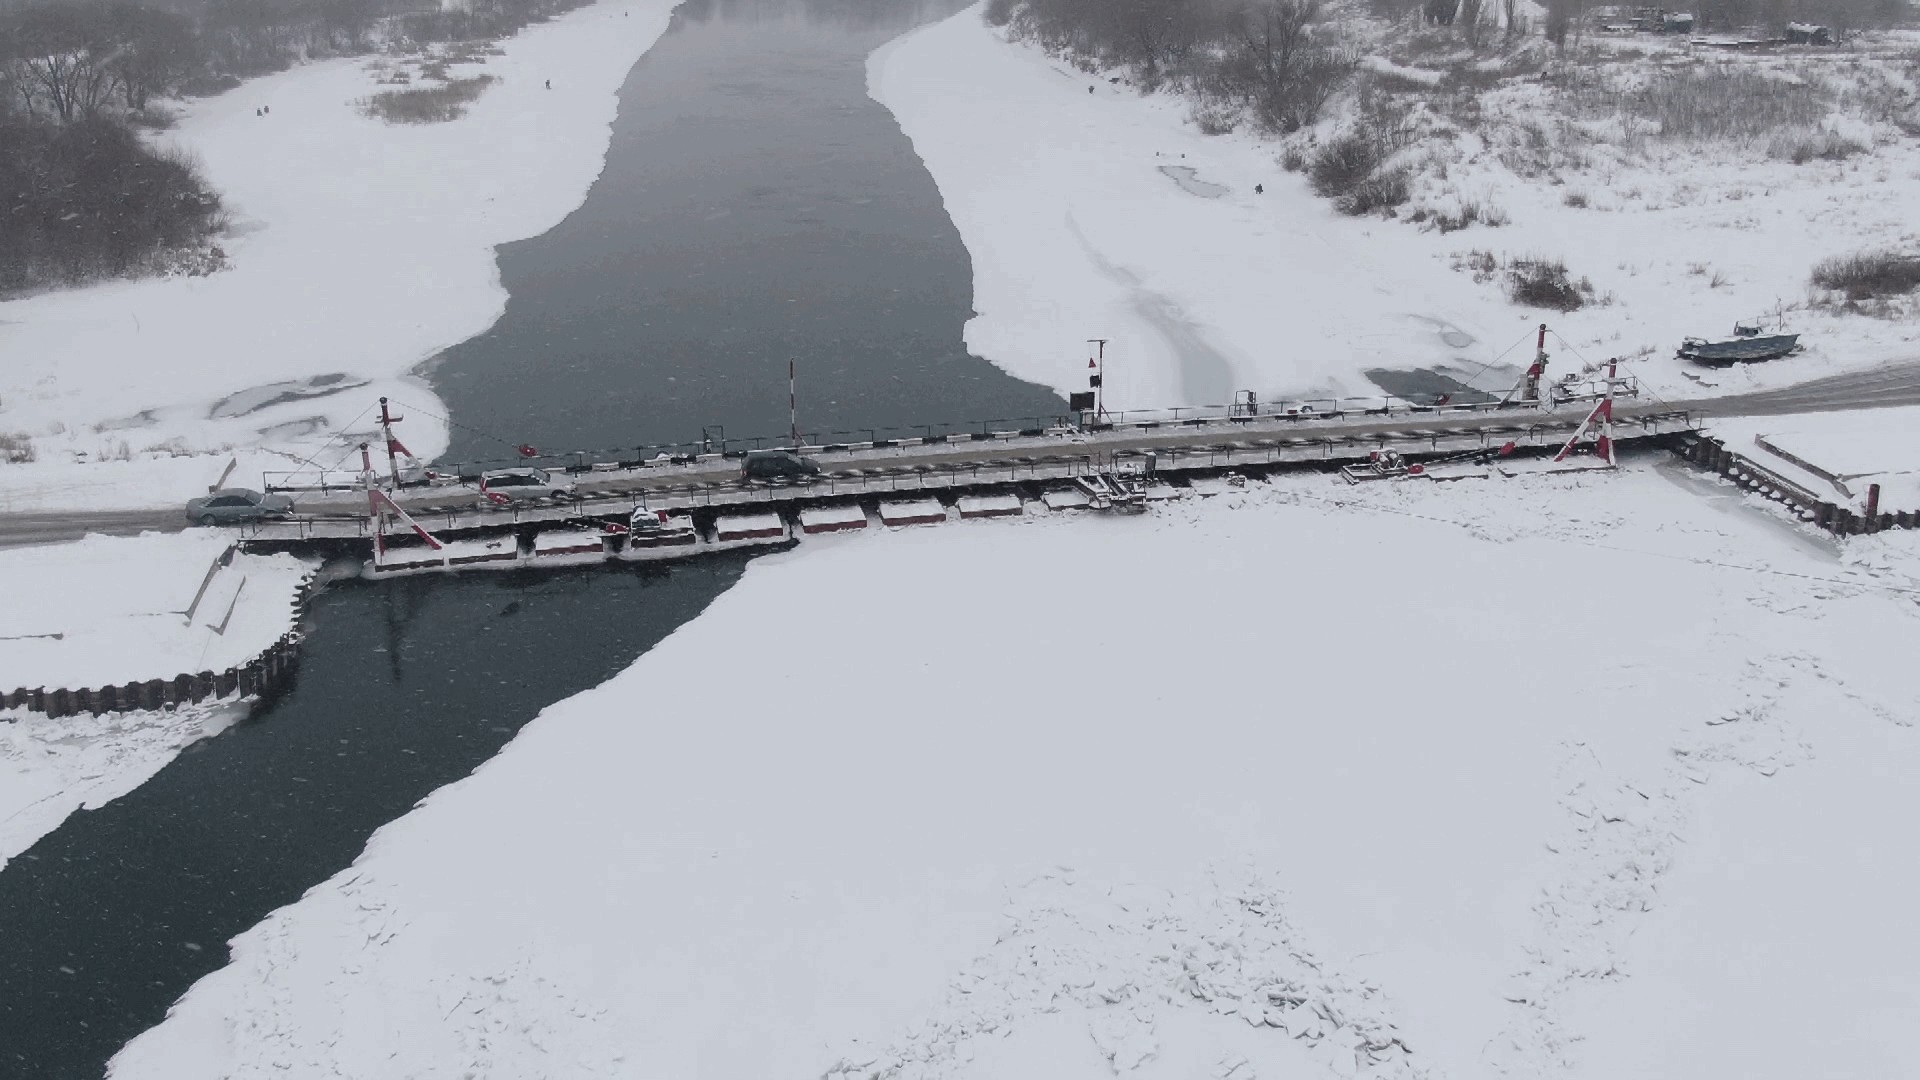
(1544, 0, 1571, 45)
(1459, 0, 1483, 44)
(1215, 0, 1356, 133)
(1, 6, 120, 122)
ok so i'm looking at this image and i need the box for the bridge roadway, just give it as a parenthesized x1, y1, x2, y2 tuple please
(233, 405, 1698, 544)
(5, 359, 1919, 549)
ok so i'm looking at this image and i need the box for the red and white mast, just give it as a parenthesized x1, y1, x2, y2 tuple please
(363, 440, 444, 561)
(1553, 358, 1618, 466)
(377, 396, 426, 488)
(1522, 323, 1548, 402)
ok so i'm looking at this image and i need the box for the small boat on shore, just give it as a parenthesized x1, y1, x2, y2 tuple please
(1678, 325, 1802, 365)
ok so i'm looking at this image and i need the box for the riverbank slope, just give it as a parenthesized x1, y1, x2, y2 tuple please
(0, 0, 679, 513)
(867, 6, 1920, 412)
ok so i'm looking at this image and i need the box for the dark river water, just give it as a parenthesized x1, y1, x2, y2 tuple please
(0, 2, 1058, 1076)
(428, 0, 1062, 465)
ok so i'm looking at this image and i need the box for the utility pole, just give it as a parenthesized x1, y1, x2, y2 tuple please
(1087, 339, 1109, 417)
(789, 359, 799, 449)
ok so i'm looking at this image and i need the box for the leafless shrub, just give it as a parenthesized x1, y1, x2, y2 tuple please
(360, 75, 496, 124)
(1210, 0, 1359, 134)
(1280, 143, 1309, 171)
(1506, 256, 1593, 310)
(1562, 190, 1588, 207)
(1811, 250, 1920, 300)
(1308, 96, 1413, 212)
(1191, 102, 1239, 134)
(1766, 126, 1867, 163)
(0, 433, 34, 464)
(1343, 167, 1413, 214)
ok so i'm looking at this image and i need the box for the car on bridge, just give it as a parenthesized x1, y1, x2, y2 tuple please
(742, 449, 821, 482)
(186, 488, 295, 526)
(478, 467, 575, 506)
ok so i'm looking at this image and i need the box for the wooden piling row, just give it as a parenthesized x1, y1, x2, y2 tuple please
(1675, 435, 1914, 537)
(1, 568, 318, 720)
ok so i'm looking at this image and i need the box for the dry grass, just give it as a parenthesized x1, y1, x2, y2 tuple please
(360, 75, 496, 124)
(1766, 126, 1868, 163)
(1617, 67, 1826, 140)
(1811, 250, 1920, 300)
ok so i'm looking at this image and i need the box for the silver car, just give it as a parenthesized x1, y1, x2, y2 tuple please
(186, 488, 295, 526)
(478, 467, 575, 506)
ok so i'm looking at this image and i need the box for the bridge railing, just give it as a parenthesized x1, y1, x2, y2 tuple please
(261, 387, 1633, 492)
(237, 410, 1697, 544)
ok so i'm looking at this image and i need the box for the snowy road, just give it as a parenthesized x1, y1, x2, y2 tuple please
(1678, 360, 1920, 417)
(0, 510, 189, 550)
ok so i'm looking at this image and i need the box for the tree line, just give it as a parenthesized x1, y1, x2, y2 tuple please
(0, 0, 587, 292)
(985, 0, 1914, 139)
(987, 0, 1357, 134)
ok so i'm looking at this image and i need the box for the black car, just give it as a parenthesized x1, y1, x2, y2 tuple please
(742, 450, 821, 481)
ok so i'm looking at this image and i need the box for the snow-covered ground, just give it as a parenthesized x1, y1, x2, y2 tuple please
(0, 700, 245, 869)
(108, 466, 1920, 1080)
(0, 529, 307, 864)
(0, 0, 679, 513)
(0, 531, 309, 693)
(867, 8, 1920, 412)
(1709, 405, 1920, 512)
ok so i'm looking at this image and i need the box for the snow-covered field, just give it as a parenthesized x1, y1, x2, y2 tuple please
(108, 467, 1920, 1080)
(0, 0, 679, 513)
(0, 531, 309, 693)
(868, 8, 1920, 412)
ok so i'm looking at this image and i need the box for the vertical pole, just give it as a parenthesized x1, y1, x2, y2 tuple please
(1599, 359, 1617, 466)
(789, 359, 798, 449)
(1525, 323, 1548, 402)
(379, 397, 399, 489)
(1866, 483, 1882, 529)
(360, 442, 385, 560)
(1088, 338, 1109, 417)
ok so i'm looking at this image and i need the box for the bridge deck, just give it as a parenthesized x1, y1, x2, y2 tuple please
(239, 408, 1696, 545)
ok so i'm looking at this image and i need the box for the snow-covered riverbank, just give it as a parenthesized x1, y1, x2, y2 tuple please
(1, 700, 246, 870)
(107, 468, 1920, 1079)
(0, 0, 679, 513)
(868, 6, 1920, 412)
(0, 530, 309, 866)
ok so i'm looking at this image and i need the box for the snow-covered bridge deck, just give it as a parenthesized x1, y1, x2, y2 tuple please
(236, 407, 1697, 546)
